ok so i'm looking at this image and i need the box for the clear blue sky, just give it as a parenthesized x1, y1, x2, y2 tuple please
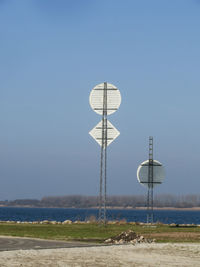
(0, 0, 200, 200)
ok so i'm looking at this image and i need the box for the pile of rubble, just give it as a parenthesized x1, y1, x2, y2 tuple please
(104, 230, 155, 245)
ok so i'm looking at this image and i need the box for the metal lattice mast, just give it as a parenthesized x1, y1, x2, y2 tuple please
(137, 138, 165, 225)
(147, 136, 154, 223)
(99, 82, 107, 224)
(89, 82, 121, 225)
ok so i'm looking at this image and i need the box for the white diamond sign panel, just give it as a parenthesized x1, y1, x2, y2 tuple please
(89, 119, 120, 148)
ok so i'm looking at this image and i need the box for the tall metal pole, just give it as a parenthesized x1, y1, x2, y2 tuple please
(147, 136, 154, 223)
(103, 82, 107, 224)
(99, 123, 104, 222)
(99, 82, 107, 224)
(89, 82, 121, 225)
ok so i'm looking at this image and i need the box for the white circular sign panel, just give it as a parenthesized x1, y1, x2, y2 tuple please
(89, 83, 121, 115)
(137, 160, 165, 188)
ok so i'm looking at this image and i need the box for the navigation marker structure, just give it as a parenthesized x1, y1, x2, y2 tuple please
(89, 82, 121, 224)
(137, 137, 165, 223)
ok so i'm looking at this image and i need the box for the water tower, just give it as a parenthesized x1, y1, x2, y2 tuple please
(137, 137, 165, 223)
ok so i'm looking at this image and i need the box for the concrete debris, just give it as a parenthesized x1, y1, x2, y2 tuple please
(104, 230, 155, 245)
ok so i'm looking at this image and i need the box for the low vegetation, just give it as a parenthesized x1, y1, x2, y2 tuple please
(0, 222, 200, 243)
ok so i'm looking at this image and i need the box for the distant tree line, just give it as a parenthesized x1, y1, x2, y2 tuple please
(1, 194, 200, 208)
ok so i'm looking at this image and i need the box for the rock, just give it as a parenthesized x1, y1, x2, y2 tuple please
(139, 236, 144, 241)
(107, 221, 117, 225)
(62, 220, 72, 224)
(51, 221, 57, 225)
(41, 220, 50, 224)
(105, 238, 112, 243)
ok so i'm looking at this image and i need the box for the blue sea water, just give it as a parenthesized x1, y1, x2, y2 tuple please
(0, 207, 200, 224)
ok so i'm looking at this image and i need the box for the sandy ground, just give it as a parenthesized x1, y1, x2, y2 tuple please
(0, 243, 200, 267)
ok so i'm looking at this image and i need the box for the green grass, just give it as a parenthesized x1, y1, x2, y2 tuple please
(0, 223, 200, 243)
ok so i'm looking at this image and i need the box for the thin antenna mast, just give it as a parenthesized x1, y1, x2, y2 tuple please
(147, 136, 153, 223)
(99, 82, 108, 224)
(137, 137, 165, 225)
(89, 82, 121, 224)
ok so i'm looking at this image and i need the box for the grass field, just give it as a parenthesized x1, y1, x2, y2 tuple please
(0, 223, 200, 243)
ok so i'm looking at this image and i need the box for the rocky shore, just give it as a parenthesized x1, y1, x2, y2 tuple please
(0, 220, 199, 227)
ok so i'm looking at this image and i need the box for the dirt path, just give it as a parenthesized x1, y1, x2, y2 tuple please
(0, 243, 200, 266)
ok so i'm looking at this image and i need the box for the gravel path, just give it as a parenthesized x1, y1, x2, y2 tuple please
(0, 243, 200, 266)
